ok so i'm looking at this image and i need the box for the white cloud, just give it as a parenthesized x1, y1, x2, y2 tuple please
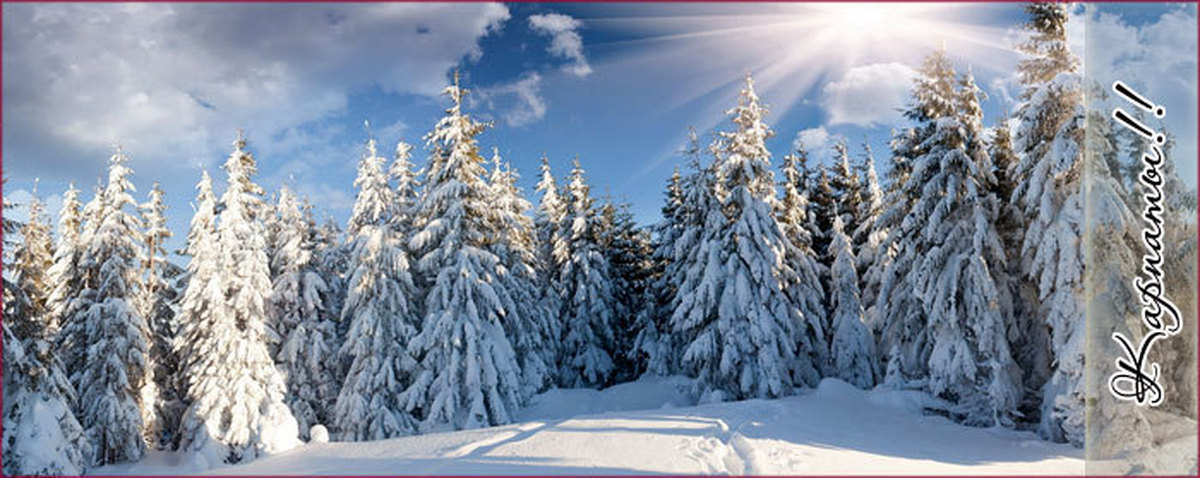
(820, 62, 916, 127)
(475, 72, 547, 127)
(528, 13, 592, 78)
(1, 3, 511, 183)
(793, 127, 830, 153)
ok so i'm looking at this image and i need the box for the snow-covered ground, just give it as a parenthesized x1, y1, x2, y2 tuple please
(95, 377, 1085, 475)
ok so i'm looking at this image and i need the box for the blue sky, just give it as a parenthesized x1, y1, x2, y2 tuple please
(3, 3, 1196, 257)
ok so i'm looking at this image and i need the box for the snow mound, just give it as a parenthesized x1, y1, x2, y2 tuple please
(517, 375, 694, 421)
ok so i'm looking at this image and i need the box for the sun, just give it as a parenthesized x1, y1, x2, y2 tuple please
(594, 3, 1012, 117)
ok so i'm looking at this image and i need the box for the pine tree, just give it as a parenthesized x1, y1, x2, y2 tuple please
(271, 186, 337, 441)
(828, 215, 876, 389)
(1011, 3, 1088, 444)
(777, 148, 830, 379)
(672, 74, 812, 401)
(73, 148, 153, 465)
(177, 135, 300, 465)
(333, 138, 422, 441)
(139, 182, 184, 449)
(488, 150, 557, 397)
(554, 159, 618, 387)
(404, 74, 523, 431)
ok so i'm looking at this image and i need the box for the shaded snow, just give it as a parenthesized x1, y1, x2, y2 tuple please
(95, 377, 1083, 475)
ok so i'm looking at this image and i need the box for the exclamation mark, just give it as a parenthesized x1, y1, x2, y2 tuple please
(1113, 81, 1166, 118)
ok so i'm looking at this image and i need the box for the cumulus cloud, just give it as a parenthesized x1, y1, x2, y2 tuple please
(528, 13, 592, 78)
(475, 72, 547, 127)
(793, 127, 830, 153)
(820, 62, 916, 127)
(1, 3, 511, 183)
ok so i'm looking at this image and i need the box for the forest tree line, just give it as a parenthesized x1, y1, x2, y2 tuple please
(3, 4, 1196, 475)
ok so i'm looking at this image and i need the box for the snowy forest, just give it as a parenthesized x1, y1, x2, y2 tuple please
(2, 4, 1196, 475)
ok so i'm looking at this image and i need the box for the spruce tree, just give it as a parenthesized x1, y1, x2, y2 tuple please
(173, 171, 220, 453)
(177, 136, 300, 464)
(46, 184, 84, 336)
(634, 165, 686, 377)
(885, 52, 1022, 425)
(597, 199, 653, 384)
(272, 186, 337, 440)
(73, 148, 153, 465)
(777, 148, 830, 379)
(139, 182, 184, 449)
(556, 159, 618, 387)
(334, 138, 421, 440)
(990, 121, 1051, 421)
(853, 141, 886, 313)
(404, 74, 523, 431)
(672, 74, 813, 401)
(828, 215, 876, 389)
(488, 150, 557, 397)
(1010, 3, 1088, 444)
(3, 185, 93, 476)
(534, 154, 567, 352)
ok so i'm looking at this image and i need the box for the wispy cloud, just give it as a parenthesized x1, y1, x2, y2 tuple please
(528, 13, 592, 78)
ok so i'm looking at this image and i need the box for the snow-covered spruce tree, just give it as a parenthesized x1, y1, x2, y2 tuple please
(333, 138, 421, 441)
(139, 182, 185, 449)
(533, 154, 567, 359)
(178, 135, 300, 465)
(889, 51, 1021, 426)
(852, 141, 886, 310)
(47, 184, 84, 336)
(647, 131, 721, 377)
(271, 186, 336, 441)
(828, 215, 876, 389)
(3, 185, 93, 475)
(597, 199, 654, 383)
(8, 183, 55, 343)
(3, 320, 92, 476)
(990, 121, 1051, 421)
(488, 150, 557, 397)
(1010, 3, 1086, 444)
(633, 164, 686, 377)
(58, 181, 105, 394)
(875, 73, 942, 389)
(555, 159, 618, 388)
(404, 75, 522, 431)
(672, 74, 814, 401)
(807, 165, 836, 266)
(389, 140, 421, 240)
(829, 140, 862, 237)
(173, 170, 220, 453)
(314, 213, 350, 347)
(776, 148, 830, 379)
(73, 148, 153, 465)
(1080, 97, 1155, 457)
